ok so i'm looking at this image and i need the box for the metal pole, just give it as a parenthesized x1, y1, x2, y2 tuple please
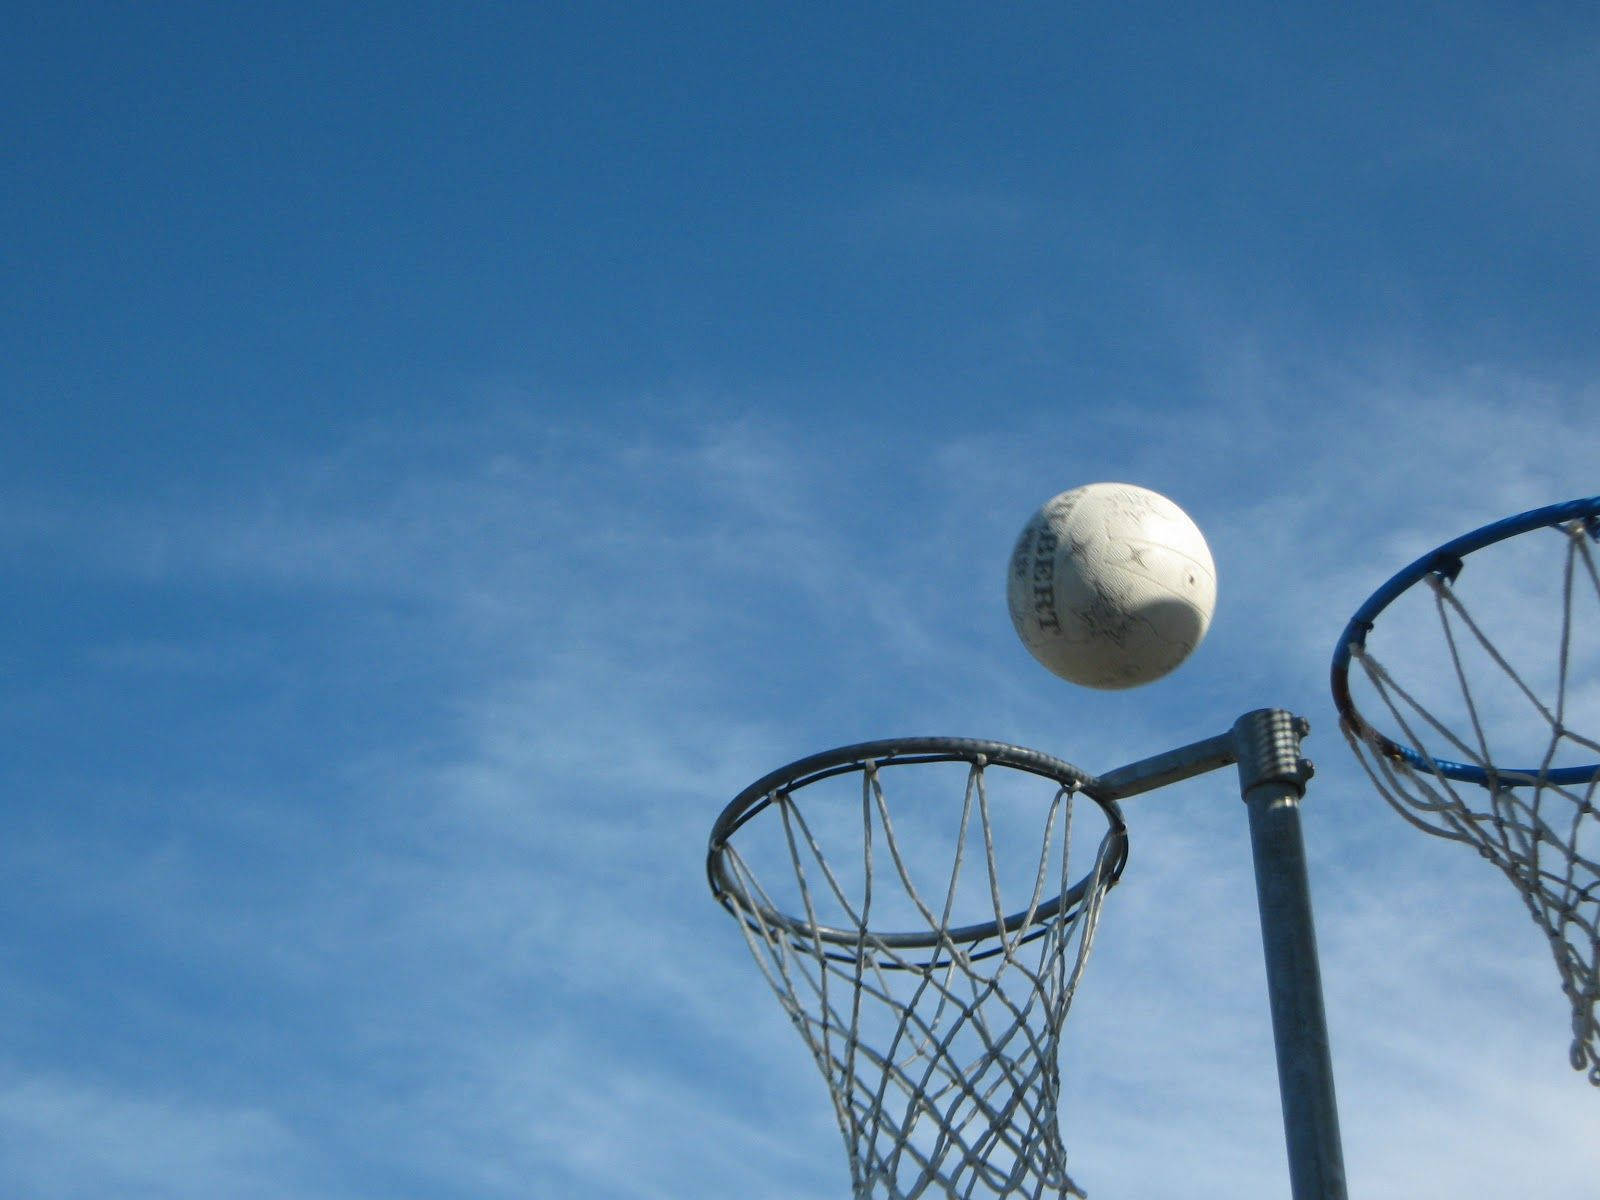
(1232, 709, 1348, 1200)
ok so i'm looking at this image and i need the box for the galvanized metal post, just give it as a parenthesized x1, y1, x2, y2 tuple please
(1232, 709, 1348, 1200)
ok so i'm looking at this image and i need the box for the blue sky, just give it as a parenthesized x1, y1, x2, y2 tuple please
(4, 5, 1598, 1197)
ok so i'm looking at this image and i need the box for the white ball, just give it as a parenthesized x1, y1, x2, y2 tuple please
(1007, 483, 1217, 690)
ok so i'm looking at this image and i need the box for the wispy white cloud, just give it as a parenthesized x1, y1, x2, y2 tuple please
(0, 1073, 319, 1199)
(6, 379, 1595, 1199)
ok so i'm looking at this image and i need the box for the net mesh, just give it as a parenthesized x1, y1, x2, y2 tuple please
(713, 753, 1123, 1199)
(1342, 518, 1600, 1083)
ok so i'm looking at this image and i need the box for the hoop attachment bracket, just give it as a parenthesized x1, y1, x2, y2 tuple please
(1232, 708, 1315, 798)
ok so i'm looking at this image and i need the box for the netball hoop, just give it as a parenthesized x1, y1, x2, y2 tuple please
(710, 713, 1346, 1200)
(1332, 495, 1600, 1083)
(708, 738, 1126, 1199)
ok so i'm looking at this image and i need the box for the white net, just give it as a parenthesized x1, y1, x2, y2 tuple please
(1341, 518, 1600, 1083)
(712, 750, 1124, 1199)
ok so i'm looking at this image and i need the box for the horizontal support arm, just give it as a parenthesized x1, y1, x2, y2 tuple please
(1090, 730, 1238, 800)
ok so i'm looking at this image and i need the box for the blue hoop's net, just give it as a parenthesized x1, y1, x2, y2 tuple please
(1340, 516, 1600, 1083)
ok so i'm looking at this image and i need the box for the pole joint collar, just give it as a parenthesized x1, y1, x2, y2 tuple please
(1233, 708, 1314, 798)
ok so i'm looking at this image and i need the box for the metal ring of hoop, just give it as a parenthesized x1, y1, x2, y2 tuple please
(1331, 495, 1600, 786)
(706, 736, 1129, 955)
